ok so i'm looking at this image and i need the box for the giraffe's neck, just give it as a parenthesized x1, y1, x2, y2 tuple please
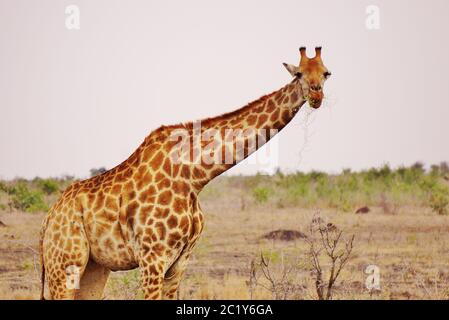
(169, 78, 305, 191)
(126, 79, 305, 193)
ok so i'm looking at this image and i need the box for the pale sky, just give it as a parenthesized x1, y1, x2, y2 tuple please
(1, 0, 448, 179)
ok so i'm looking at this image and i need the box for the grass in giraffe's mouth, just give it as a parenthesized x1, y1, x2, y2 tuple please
(308, 99, 321, 109)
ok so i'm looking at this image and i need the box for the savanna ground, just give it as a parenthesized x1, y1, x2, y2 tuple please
(1, 163, 449, 300)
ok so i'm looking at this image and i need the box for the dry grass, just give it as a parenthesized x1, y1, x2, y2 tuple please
(1, 177, 449, 300)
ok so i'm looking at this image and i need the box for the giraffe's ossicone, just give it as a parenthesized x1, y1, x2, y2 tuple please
(40, 47, 331, 300)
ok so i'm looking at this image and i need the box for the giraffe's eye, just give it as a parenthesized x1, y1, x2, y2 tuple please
(324, 71, 331, 79)
(295, 72, 302, 79)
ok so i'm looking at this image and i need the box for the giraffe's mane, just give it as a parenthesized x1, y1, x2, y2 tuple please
(153, 85, 286, 135)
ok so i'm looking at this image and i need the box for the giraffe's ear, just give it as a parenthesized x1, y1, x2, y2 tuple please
(283, 63, 299, 77)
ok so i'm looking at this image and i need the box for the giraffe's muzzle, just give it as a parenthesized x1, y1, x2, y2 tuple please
(308, 90, 324, 109)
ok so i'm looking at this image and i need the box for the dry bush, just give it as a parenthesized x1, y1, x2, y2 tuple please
(247, 252, 303, 300)
(305, 214, 355, 300)
(247, 214, 355, 300)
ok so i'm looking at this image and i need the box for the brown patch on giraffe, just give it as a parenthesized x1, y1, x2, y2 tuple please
(157, 178, 171, 190)
(115, 173, 128, 183)
(138, 206, 149, 225)
(281, 110, 290, 124)
(139, 205, 154, 223)
(152, 243, 165, 256)
(105, 196, 119, 211)
(266, 99, 276, 113)
(137, 172, 153, 190)
(172, 163, 181, 177)
(179, 216, 190, 233)
(273, 121, 282, 129)
(181, 165, 191, 179)
(254, 104, 264, 113)
(87, 194, 96, 206)
(112, 222, 122, 239)
(192, 167, 206, 179)
(111, 184, 122, 196)
(154, 207, 170, 219)
(162, 158, 172, 176)
(139, 186, 156, 203)
(172, 181, 190, 196)
(256, 114, 268, 128)
(104, 238, 114, 251)
(51, 232, 60, 242)
(290, 90, 298, 102)
(173, 198, 187, 214)
(144, 228, 154, 238)
(126, 201, 139, 220)
(247, 114, 257, 125)
(167, 232, 182, 247)
(144, 230, 157, 243)
(154, 172, 165, 182)
(134, 164, 147, 180)
(157, 190, 173, 206)
(150, 151, 164, 170)
(155, 222, 166, 240)
(148, 264, 157, 274)
(229, 118, 239, 126)
(123, 167, 133, 179)
(126, 151, 139, 167)
(210, 168, 223, 179)
(167, 215, 178, 228)
(142, 146, 155, 163)
(270, 109, 280, 122)
(274, 91, 284, 104)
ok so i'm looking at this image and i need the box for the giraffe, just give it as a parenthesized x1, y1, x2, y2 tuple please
(40, 47, 331, 300)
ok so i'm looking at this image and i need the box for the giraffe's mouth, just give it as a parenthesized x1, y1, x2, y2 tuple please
(308, 98, 322, 109)
(307, 90, 324, 109)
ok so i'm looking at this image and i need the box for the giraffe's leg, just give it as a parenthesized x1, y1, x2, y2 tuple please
(162, 251, 191, 300)
(43, 219, 90, 300)
(162, 209, 204, 299)
(75, 259, 110, 300)
(140, 265, 165, 300)
(138, 245, 169, 300)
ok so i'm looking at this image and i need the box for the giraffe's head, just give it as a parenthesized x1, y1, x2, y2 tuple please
(283, 47, 331, 109)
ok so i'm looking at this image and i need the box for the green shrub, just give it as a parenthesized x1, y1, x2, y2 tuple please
(38, 179, 60, 195)
(429, 189, 449, 215)
(90, 167, 107, 177)
(0, 181, 12, 194)
(439, 162, 449, 175)
(10, 183, 48, 213)
(252, 187, 271, 204)
(269, 163, 449, 210)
